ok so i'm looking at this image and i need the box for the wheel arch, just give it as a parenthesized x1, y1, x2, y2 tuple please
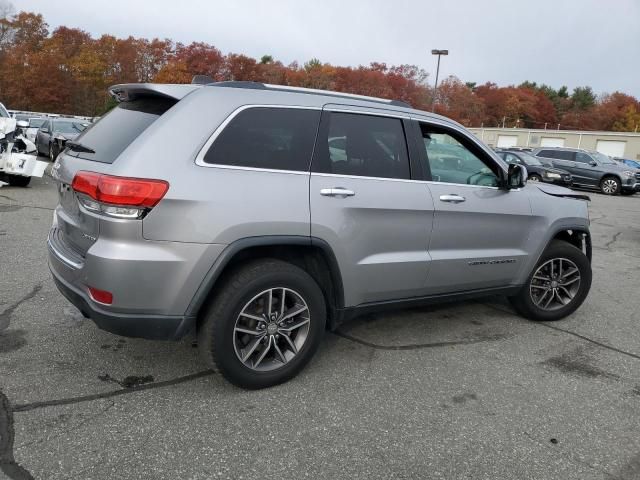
(516, 225, 591, 287)
(186, 236, 345, 331)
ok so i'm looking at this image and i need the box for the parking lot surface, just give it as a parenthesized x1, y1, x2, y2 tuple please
(1, 168, 639, 479)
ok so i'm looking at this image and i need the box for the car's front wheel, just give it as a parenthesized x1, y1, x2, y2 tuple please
(600, 176, 620, 195)
(528, 174, 542, 182)
(198, 259, 326, 389)
(509, 240, 591, 321)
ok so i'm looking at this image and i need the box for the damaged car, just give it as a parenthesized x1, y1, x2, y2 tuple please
(0, 102, 48, 187)
(36, 118, 87, 161)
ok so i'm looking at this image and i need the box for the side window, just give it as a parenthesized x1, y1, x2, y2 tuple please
(575, 152, 593, 164)
(555, 150, 575, 161)
(203, 107, 320, 171)
(419, 123, 500, 187)
(313, 112, 410, 180)
(537, 150, 556, 158)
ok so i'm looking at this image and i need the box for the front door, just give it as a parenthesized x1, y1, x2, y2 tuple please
(572, 151, 600, 187)
(414, 120, 534, 294)
(310, 108, 434, 306)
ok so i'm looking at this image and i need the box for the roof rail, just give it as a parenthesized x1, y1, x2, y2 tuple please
(209, 81, 412, 108)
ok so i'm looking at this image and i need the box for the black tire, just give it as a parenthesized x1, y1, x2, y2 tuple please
(528, 174, 542, 182)
(6, 175, 31, 187)
(198, 259, 326, 389)
(620, 190, 635, 196)
(49, 142, 57, 161)
(509, 240, 591, 321)
(600, 176, 621, 195)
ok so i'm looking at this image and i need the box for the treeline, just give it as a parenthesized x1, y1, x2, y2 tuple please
(1, 10, 639, 132)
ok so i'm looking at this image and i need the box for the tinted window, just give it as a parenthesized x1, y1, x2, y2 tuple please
(29, 118, 46, 128)
(66, 97, 176, 163)
(204, 107, 320, 171)
(52, 120, 87, 134)
(420, 124, 500, 187)
(0, 104, 8, 118)
(575, 152, 593, 164)
(313, 112, 410, 179)
(538, 149, 574, 160)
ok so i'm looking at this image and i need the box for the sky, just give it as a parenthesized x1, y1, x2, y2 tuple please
(13, 0, 640, 97)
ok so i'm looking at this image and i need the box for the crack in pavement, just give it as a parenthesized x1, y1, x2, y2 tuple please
(0, 391, 34, 480)
(0, 285, 42, 332)
(332, 330, 509, 350)
(481, 302, 640, 362)
(12, 370, 215, 413)
(0, 202, 54, 212)
(604, 231, 623, 249)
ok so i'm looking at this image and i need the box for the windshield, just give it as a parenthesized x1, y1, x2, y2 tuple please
(29, 118, 46, 128)
(53, 120, 86, 134)
(591, 151, 616, 164)
(515, 151, 544, 166)
(624, 159, 640, 169)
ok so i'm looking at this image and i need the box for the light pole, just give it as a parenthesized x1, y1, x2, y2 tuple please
(431, 49, 448, 112)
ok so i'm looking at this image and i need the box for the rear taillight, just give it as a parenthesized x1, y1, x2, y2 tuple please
(71, 171, 169, 218)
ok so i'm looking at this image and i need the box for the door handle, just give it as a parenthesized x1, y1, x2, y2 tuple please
(320, 188, 355, 197)
(439, 194, 466, 203)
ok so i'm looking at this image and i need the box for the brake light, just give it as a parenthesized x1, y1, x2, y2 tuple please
(88, 286, 113, 305)
(71, 171, 169, 218)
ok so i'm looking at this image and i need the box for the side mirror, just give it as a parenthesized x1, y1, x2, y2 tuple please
(16, 120, 29, 128)
(507, 163, 527, 189)
(589, 161, 597, 166)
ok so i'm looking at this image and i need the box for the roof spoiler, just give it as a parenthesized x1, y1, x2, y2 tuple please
(108, 83, 201, 102)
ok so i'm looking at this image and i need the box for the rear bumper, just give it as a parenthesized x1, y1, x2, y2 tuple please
(49, 263, 195, 340)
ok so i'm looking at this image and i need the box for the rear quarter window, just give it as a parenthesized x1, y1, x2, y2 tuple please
(66, 96, 176, 164)
(203, 107, 321, 172)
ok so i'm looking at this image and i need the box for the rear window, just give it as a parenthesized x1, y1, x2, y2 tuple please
(66, 96, 175, 163)
(203, 107, 321, 171)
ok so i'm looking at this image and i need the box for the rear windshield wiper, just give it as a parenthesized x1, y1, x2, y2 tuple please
(65, 141, 95, 154)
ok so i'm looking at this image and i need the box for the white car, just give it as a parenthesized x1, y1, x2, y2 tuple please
(25, 117, 47, 143)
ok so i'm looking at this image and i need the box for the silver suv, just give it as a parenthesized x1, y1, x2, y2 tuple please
(48, 81, 593, 388)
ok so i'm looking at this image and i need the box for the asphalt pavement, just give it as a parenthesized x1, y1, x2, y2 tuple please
(1, 166, 639, 479)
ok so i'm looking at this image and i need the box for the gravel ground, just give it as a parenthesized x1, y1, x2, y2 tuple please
(1, 166, 639, 479)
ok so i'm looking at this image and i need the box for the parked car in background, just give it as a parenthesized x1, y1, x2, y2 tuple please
(36, 118, 87, 160)
(615, 157, 640, 171)
(24, 117, 47, 143)
(533, 147, 640, 195)
(48, 80, 593, 389)
(496, 149, 572, 186)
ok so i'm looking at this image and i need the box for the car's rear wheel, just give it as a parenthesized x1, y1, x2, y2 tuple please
(509, 240, 591, 321)
(600, 176, 620, 195)
(528, 174, 542, 182)
(5, 174, 31, 187)
(198, 259, 326, 389)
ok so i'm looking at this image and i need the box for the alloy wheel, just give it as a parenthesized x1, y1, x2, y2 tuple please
(602, 178, 618, 194)
(529, 257, 581, 311)
(233, 288, 310, 372)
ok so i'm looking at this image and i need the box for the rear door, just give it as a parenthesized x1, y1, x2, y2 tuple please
(310, 107, 433, 306)
(414, 119, 533, 293)
(538, 149, 577, 175)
